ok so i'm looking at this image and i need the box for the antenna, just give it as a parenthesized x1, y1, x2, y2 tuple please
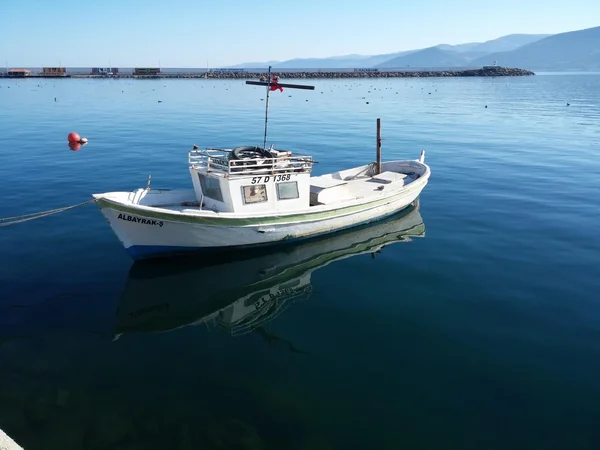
(245, 66, 315, 149)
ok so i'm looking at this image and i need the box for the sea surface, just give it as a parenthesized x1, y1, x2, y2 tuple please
(1, 73, 599, 450)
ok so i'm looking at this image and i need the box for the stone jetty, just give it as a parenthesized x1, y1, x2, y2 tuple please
(204, 67, 534, 79)
(1, 66, 534, 79)
(65, 66, 533, 79)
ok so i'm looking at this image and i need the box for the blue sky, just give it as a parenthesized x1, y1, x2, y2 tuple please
(0, 0, 598, 67)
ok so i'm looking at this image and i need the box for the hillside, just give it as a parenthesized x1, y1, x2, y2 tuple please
(228, 33, 549, 69)
(230, 60, 280, 68)
(227, 28, 599, 71)
(230, 51, 415, 69)
(375, 47, 472, 68)
(472, 26, 600, 70)
(440, 34, 551, 54)
(269, 54, 382, 69)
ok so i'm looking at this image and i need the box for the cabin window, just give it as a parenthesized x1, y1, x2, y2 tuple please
(242, 184, 268, 204)
(198, 174, 223, 202)
(276, 181, 299, 200)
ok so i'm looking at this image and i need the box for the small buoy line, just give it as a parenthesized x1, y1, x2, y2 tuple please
(1, 131, 97, 227)
(0, 198, 97, 227)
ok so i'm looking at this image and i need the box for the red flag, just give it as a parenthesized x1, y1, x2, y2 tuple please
(269, 77, 283, 92)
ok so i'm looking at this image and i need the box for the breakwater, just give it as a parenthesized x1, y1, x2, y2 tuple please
(203, 67, 534, 79)
(1, 67, 534, 79)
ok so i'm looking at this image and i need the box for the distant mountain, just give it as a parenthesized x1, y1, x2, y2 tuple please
(471, 26, 600, 70)
(374, 34, 549, 68)
(226, 60, 280, 69)
(375, 47, 473, 68)
(269, 55, 372, 69)
(435, 43, 481, 53)
(228, 34, 550, 69)
(439, 34, 551, 54)
(227, 28, 599, 71)
(375, 34, 551, 68)
(252, 51, 415, 69)
(340, 51, 417, 67)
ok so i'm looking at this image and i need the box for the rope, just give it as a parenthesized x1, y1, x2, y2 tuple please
(347, 162, 377, 180)
(0, 198, 97, 227)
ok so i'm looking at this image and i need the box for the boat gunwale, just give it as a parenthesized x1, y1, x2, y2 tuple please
(94, 162, 430, 226)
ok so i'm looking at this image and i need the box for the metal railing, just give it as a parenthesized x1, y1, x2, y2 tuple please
(188, 148, 313, 176)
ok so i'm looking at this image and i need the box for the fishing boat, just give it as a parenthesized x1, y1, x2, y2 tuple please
(93, 68, 431, 260)
(113, 203, 425, 339)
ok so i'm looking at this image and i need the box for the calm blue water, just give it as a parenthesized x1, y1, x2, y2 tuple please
(1, 74, 600, 450)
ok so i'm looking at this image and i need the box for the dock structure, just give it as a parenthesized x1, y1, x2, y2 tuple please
(6, 69, 31, 78)
(0, 428, 23, 450)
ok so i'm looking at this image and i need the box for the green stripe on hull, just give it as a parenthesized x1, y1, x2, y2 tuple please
(96, 182, 423, 227)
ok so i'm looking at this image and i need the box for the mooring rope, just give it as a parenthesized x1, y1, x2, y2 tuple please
(0, 198, 97, 227)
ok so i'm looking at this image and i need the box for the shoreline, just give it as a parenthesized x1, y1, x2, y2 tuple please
(1, 67, 534, 79)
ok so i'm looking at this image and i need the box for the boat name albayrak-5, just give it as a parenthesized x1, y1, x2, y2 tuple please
(93, 67, 431, 259)
(117, 213, 164, 227)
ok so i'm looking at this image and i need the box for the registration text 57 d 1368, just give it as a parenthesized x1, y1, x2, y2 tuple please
(250, 174, 293, 184)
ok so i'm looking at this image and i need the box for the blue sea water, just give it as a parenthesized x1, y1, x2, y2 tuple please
(0, 73, 600, 450)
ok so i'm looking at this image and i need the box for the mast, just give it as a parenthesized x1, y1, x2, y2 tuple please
(376, 118, 382, 174)
(245, 68, 315, 149)
(262, 66, 272, 150)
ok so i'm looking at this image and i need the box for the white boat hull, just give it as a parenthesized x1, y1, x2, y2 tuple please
(96, 187, 424, 260)
(94, 155, 430, 260)
(114, 204, 425, 336)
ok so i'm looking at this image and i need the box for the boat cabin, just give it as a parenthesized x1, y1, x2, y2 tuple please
(188, 146, 314, 213)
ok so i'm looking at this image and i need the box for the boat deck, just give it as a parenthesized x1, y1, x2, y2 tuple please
(309, 171, 416, 206)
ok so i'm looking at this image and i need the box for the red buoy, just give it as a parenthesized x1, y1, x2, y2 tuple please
(68, 132, 80, 143)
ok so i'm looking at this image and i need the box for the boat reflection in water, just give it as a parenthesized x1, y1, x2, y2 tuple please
(113, 201, 426, 340)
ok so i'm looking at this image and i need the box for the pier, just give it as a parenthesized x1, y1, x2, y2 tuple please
(193, 67, 534, 79)
(0, 429, 23, 450)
